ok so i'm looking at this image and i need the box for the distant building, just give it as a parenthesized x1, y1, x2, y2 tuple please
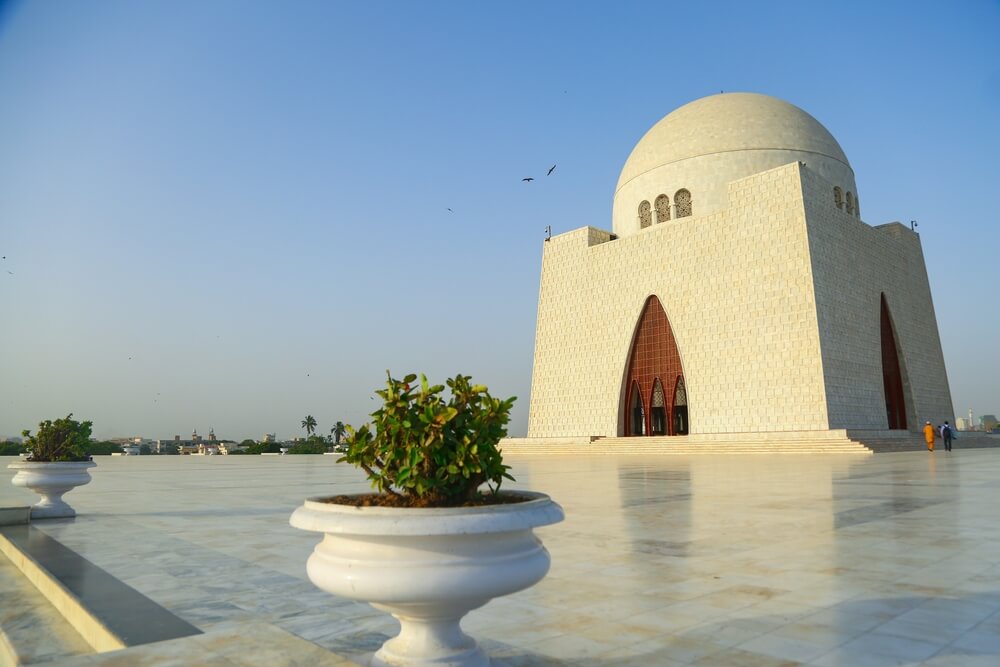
(955, 417, 970, 431)
(982, 415, 998, 432)
(156, 428, 228, 454)
(262, 433, 277, 443)
(156, 435, 192, 453)
(155, 437, 184, 453)
(218, 442, 247, 455)
(111, 437, 154, 448)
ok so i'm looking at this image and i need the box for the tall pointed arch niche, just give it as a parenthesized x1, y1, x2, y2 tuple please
(622, 296, 687, 436)
(880, 293, 908, 430)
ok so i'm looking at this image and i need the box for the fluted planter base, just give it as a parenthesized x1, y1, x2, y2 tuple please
(8, 460, 96, 519)
(370, 604, 488, 667)
(290, 491, 564, 667)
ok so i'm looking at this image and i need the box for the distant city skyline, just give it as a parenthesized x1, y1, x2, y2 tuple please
(2, 1, 998, 441)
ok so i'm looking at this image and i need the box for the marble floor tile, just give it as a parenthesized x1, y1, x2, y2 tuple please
(808, 630, 945, 666)
(4, 451, 1000, 665)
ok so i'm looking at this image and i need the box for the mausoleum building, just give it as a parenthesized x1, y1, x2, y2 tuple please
(525, 93, 953, 444)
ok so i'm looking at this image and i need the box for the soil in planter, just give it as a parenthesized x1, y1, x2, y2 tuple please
(322, 491, 530, 508)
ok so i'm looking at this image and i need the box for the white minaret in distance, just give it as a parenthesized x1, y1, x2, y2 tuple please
(970, 409, 974, 430)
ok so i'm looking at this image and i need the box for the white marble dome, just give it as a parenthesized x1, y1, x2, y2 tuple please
(612, 93, 858, 236)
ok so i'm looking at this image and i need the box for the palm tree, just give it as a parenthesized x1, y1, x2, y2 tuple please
(331, 421, 346, 446)
(301, 415, 317, 437)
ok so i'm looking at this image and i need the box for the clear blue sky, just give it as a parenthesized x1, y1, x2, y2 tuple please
(1, 1, 997, 440)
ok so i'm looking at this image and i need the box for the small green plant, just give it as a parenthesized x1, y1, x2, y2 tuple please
(21, 414, 93, 462)
(340, 372, 515, 506)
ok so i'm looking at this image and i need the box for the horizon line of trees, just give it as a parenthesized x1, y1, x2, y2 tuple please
(2, 416, 352, 456)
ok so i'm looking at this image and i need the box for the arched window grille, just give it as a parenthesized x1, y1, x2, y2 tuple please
(834, 187, 843, 210)
(654, 195, 670, 224)
(845, 192, 854, 215)
(674, 189, 692, 218)
(673, 377, 687, 406)
(650, 379, 666, 435)
(672, 377, 688, 435)
(638, 200, 652, 229)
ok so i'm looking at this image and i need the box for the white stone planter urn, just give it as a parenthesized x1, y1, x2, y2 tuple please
(8, 460, 96, 519)
(290, 490, 564, 667)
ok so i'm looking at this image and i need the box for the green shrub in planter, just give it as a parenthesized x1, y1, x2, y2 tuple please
(21, 414, 93, 462)
(339, 372, 515, 506)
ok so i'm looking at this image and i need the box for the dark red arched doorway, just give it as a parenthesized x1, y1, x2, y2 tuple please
(672, 376, 689, 435)
(623, 296, 687, 436)
(880, 294, 907, 430)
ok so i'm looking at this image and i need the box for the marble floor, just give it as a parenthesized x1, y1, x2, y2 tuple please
(3, 450, 1000, 666)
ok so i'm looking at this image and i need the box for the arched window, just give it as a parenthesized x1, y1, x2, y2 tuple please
(673, 377, 687, 406)
(638, 200, 652, 229)
(650, 379, 666, 435)
(654, 195, 670, 224)
(845, 192, 854, 215)
(674, 189, 692, 218)
(834, 187, 843, 210)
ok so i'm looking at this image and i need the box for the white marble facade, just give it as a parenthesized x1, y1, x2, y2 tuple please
(527, 93, 953, 438)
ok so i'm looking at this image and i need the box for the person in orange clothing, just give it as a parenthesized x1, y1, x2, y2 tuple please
(923, 421, 936, 451)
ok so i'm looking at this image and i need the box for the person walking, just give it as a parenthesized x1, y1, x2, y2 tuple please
(923, 421, 936, 452)
(941, 421, 953, 452)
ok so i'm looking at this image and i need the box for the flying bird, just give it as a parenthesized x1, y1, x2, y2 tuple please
(447, 208, 453, 212)
(547, 164, 556, 176)
(522, 177, 534, 182)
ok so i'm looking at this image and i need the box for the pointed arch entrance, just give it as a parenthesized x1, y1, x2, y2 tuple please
(629, 381, 646, 435)
(880, 293, 907, 430)
(672, 377, 689, 435)
(623, 296, 687, 436)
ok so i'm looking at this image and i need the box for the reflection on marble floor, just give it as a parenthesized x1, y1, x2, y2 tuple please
(3, 450, 1000, 666)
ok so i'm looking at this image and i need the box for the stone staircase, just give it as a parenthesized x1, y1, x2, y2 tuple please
(501, 431, 1000, 456)
(501, 431, 872, 455)
(848, 430, 1000, 453)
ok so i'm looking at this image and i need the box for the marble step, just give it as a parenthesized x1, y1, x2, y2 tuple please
(0, 550, 93, 665)
(861, 435, 1000, 452)
(501, 443, 872, 455)
(504, 433, 870, 453)
(0, 525, 203, 656)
